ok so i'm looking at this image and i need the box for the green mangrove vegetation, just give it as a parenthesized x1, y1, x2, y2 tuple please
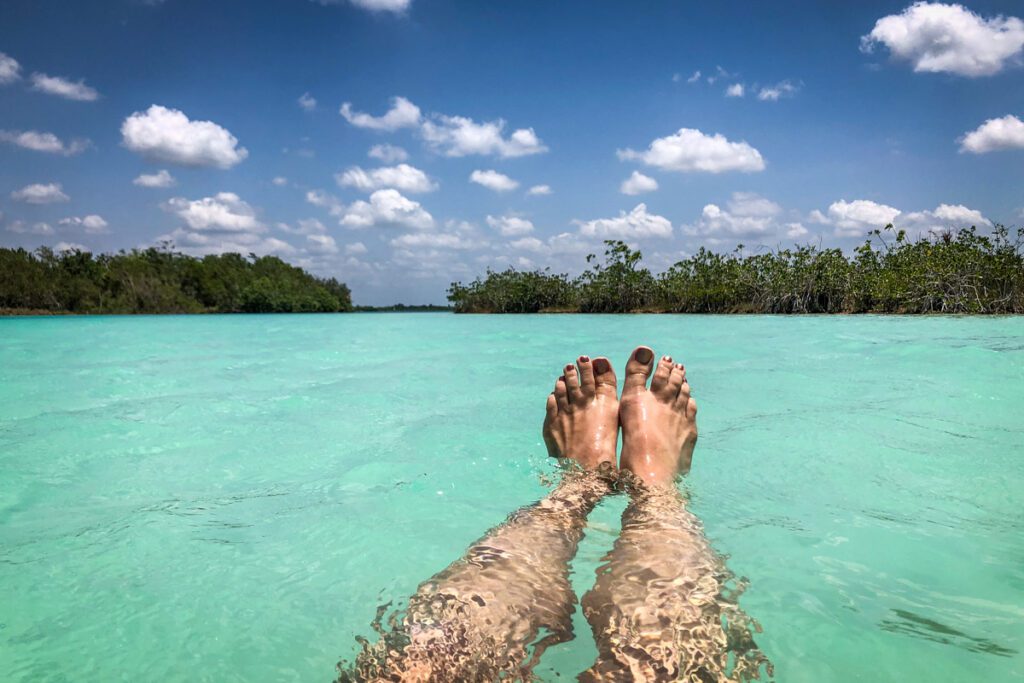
(447, 225, 1024, 314)
(0, 246, 352, 314)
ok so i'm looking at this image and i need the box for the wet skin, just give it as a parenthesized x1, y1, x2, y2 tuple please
(543, 355, 620, 470)
(618, 346, 699, 487)
(346, 346, 769, 683)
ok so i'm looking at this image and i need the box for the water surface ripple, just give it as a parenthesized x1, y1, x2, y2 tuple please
(1, 314, 1022, 681)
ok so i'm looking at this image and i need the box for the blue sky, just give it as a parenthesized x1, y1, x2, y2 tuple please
(1, 0, 1023, 304)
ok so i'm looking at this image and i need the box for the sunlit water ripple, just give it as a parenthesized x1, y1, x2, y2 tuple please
(1, 314, 1022, 681)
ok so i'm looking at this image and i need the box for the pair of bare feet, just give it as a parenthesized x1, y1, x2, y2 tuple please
(542, 345, 698, 488)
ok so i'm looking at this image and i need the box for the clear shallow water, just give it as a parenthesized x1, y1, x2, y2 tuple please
(1, 313, 1022, 682)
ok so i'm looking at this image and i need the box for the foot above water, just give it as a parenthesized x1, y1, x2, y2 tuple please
(542, 355, 619, 470)
(618, 346, 699, 487)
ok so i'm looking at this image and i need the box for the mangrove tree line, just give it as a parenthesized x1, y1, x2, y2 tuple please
(0, 246, 352, 314)
(447, 225, 1024, 314)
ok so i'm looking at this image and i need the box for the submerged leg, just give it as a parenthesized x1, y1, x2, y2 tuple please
(580, 348, 769, 682)
(344, 355, 620, 682)
(581, 484, 734, 682)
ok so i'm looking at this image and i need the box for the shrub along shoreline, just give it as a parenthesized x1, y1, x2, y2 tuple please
(0, 246, 352, 314)
(447, 226, 1024, 314)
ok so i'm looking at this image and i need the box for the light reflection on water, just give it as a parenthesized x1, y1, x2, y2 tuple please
(1, 313, 1022, 682)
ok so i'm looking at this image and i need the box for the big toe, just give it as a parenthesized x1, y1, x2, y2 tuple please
(592, 356, 617, 396)
(622, 346, 655, 393)
(545, 392, 557, 422)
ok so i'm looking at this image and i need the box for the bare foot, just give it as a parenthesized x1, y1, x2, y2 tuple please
(542, 355, 619, 469)
(618, 346, 698, 487)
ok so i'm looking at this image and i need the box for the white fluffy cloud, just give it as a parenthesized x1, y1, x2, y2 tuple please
(679, 193, 830, 243)
(686, 192, 782, 238)
(58, 215, 109, 234)
(470, 169, 519, 192)
(694, 204, 762, 236)
(336, 164, 437, 193)
(157, 193, 296, 256)
(422, 115, 547, 158)
(618, 127, 765, 173)
(545, 231, 599, 257)
(121, 105, 249, 169)
(30, 73, 99, 101)
(508, 237, 545, 252)
(11, 182, 69, 204)
(574, 203, 673, 239)
(368, 143, 408, 162)
(758, 81, 799, 101)
(817, 199, 989, 237)
(0, 52, 21, 84)
(298, 92, 316, 111)
(527, 184, 552, 196)
(486, 214, 534, 236)
(341, 96, 547, 158)
(825, 199, 902, 236)
(861, 2, 1024, 77)
(133, 169, 176, 188)
(725, 83, 745, 97)
(933, 203, 989, 224)
(159, 228, 295, 257)
(340, 189, 434, 230)
(54, 241, 87, 252)
(163, 192, 263, 232)
(272, 176, 288, 186)
(901, 203, 991, 230)
(785, 222, 809, 238)
(0, 130, 89, 155)
(673, 195, 992, 245)
(345, 241, 368, 255)
(959, 114, 1024, 153)
(620, 170, 658, 195)
(340, 96, 421, 131)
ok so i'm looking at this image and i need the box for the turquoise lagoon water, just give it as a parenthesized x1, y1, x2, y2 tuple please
(1, 313, 1022, 682)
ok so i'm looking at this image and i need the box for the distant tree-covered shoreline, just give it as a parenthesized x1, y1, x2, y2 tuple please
(447, 225, 1024, 314)
(0, 246, 352, 314)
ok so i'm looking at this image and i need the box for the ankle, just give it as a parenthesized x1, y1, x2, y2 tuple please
(619, 466, 680, 495)
(620, 453, 678, 487)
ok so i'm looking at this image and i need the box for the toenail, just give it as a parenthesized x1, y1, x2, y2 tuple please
(593, 358, 611, 374)
(565, 364, 574, 372)
(635, 348, 653, 363)
(580, 355, 590, 363)
(664, 355, 672, 362)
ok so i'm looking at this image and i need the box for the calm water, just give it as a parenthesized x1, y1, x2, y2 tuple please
(1, 314, 1022, 682)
